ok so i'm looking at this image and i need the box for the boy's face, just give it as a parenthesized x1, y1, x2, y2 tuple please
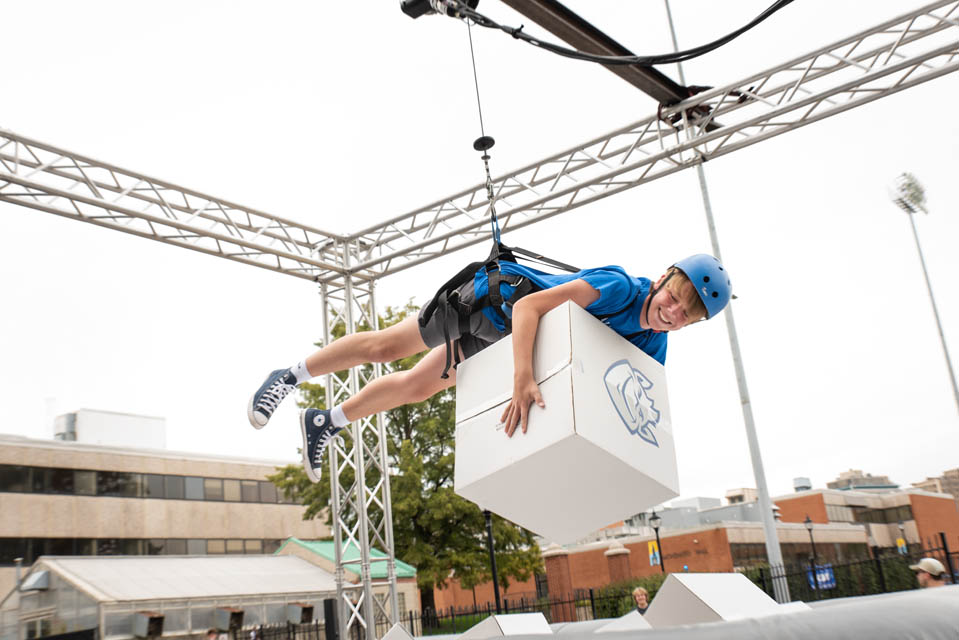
(646, 276, 695, 331)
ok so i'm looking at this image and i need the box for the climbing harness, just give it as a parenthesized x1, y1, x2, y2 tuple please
(420, 19, 580, 379)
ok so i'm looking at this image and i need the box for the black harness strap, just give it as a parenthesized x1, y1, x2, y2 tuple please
(421, 240, 575, 379)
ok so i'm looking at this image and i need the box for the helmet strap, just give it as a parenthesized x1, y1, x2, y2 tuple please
(644, 271, 676, 332)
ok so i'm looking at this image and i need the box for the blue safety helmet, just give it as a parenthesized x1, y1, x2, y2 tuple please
(672, 254, 732, 319)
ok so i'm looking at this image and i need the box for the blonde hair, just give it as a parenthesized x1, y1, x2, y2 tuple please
(665, 268, 707, 321)
(632, 586, 648, 599)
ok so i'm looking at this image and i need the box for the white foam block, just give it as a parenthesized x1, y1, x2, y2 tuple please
(643, 573, 782, 628)
(778, 601, 812, 614)
(459, 613, 553, 640)
(595, 610, 653, 633)
(381, 623, 415, 640)
(454, 301, 679, 543)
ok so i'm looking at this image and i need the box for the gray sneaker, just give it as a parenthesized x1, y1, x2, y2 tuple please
(300, 409, 343, 483)
(247, 369, 297, 429)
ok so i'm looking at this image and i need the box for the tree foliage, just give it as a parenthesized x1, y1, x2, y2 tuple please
(268, 302, 542, 596)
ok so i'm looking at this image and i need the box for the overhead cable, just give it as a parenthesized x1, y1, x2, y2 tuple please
(444, 0, 795, 67)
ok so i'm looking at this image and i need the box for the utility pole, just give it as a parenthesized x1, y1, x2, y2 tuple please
(664, 0, 790, 603)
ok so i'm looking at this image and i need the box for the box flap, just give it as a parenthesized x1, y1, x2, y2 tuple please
(455, 302, 575, 423)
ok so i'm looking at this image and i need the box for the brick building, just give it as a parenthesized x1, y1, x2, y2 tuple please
(432, 486, 959, 611)
(774, 487, 959, 550)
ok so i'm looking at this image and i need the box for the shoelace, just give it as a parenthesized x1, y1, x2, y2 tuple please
(312, 426, 341, 465)
(257, 380, 294, 414)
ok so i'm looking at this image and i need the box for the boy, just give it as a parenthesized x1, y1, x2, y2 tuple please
(248, 253, 731, 482)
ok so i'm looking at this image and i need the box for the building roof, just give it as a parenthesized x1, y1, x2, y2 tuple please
(277, 539, 416, 578)
(0, 433, 296, 467)
(32, 555, 337, 602)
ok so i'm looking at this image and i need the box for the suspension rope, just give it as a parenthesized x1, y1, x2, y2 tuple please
(466, 19, 501, 244)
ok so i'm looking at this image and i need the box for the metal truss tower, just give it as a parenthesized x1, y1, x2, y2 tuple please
(1, 1, 956, 634)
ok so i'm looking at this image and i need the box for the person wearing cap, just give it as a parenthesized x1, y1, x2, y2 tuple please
(910, 557, 948, 588)
(246, 254, 732, 482)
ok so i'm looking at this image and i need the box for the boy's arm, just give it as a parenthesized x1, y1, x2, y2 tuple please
(500, 278, 600, 437)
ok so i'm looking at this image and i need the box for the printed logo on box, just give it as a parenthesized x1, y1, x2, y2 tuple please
(603, 359, 660, 447)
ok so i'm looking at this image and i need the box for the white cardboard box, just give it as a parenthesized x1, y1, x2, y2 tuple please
(454, 301, 679, 543)
(595, 610, 652, 633)
(642, 573, 782, 628)
(459, 613, 552, 640)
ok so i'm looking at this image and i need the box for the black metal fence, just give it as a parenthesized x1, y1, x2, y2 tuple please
(749, 533, 958, 602)
(404, 588, 638, 636)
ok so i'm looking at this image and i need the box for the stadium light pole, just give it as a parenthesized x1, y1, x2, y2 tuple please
(664, 0, 790, 603)
(890, 173, 959, 415)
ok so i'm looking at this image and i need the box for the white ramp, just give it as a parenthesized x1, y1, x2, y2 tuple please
(594, 609, 652, 633)
(380, 624, 415, 640)
(643, 573, 780, 628)
(459, 613, 553, 640)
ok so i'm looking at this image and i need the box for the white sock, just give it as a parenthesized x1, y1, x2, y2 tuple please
(290, 361, 312, 384)
(330, 405, 350, 428)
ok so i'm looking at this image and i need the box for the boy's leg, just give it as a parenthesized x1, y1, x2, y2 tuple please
(300, 346, 458, 482)
(341, 345, 457, 420)
(248, 316, 429, 428)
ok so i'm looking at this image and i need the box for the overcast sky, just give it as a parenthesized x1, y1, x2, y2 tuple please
(2, 1, 957, 504)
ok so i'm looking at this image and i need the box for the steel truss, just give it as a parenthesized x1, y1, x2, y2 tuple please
(320, 269, 398, 640)
(1, 2, 957, 639)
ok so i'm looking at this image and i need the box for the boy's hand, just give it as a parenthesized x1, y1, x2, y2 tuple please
(500, 377, 545, 437)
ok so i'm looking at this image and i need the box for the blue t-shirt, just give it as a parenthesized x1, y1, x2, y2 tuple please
(473, 261, 668, 364)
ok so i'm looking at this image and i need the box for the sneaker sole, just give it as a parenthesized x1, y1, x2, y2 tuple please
(300, 411, 322, 483)
(247, 394, 268, 430)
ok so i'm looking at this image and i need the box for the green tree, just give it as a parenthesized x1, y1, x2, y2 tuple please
(269, 302, 542, 609)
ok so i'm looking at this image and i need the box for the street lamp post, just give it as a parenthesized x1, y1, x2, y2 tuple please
(650, 511, 665, 574)
(890, 173, 959, 415)
(484, 510, 502, 614)
(805, 515, 819, 598)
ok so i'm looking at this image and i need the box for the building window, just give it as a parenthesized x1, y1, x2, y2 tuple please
(226, 539, 245, 554)
(259, 482, 278, 504)
(204, 478, 224, 501)
(244, 540, 263, 554)
(165, 476, 186, 500)
(187, 539, 207, 555)
(97, 539, 122, 556)
(0, 465, 31, 492)
(165, 539, 187, 555)
(263, 539, 282, 554)
(97, 471, 142, 497)
(144, 474, 165, 498)
(185, 477, 205, 501)
(75, 470, 96, 495)
(208, 540, 226, 554)
(1, 464, 298, 505)
(240, 481, 259, 503)
(223, 479, 241, 502)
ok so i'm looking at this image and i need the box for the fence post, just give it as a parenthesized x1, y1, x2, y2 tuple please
(503, 599, 509, 614)
(451, 606, 456, 634)
(871, 546, 887, 593)
(588, 588, 596, 620)
(939, 532, 956, 584)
